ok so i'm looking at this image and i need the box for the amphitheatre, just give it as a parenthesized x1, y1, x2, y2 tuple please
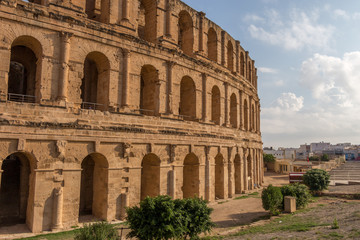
(0, 0, 263, 233)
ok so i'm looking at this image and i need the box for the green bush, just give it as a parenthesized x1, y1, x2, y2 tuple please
(261, 185, 283, 215)
(126, 195, 214, 240)
(74, 222, 118, 240)
(303, 169, 330, 193)
(175, 198, 215, 239)
(280, 183, 311, 209)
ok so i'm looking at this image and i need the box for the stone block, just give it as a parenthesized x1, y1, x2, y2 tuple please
(284, 196, 296, 213)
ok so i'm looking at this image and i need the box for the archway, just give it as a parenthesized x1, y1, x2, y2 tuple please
(215, 154, 225, 199)
(0, 153, 31, 226)
(179, 76, 196, 120)
(79, 153, 108, 221)
(81, 52, 110, 110)
(141, 154, 160, 200)
(234, 154, 241, 194)
(8, 36, 42, 103)
(85, 0, 110, 23)
(140, 65, 159, 116)
(230, 93, 237, 128)
(207, 28, 217, 62)
(138, 0, 157, 43)
(227, 41, 234, 72)
(183, 153, 199, 198)
(178, 10, 193, 56)
(247, 154, 252, 190)
(211, 86, 221, 125)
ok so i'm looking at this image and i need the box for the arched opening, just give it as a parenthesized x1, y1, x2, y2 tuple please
(234, 154, 241, 194)
(244, 99, 248, 131)
(81, 52, 110, 111)
(207, 28, 217, 62)
(179, 76, 196, 121)
(140, 65, 159, 116)
(8, 36, 42, 103)
(230, 93, 237, 128)
(215, 154, 225, 199)
(227, 41, 234, 72)
(138, 0, 157, 43)
(178, 10, 193, 56)
(85, 0, 110, 23)
(0, 153, 31, 226)
(141, 154, 160, 200)
(211, 86, 221, 125)
(183, 153, 199, 198)
(79, 153, 108, 221)
(240, 52, 245, 77)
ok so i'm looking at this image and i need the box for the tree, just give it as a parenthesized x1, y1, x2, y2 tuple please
(263, 154, 276, 163)
(261, 185, 283, 215)
(309, 156, 320, 161)
(303, 169, 330, 193)
(126, 195, 214, 240)
(321, 154, 329, 162)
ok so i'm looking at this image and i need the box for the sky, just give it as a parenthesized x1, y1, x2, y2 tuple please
(182, 0, 360, 148)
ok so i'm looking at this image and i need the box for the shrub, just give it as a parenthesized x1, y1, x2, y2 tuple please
(332, 218, 339, 229)
(263, 154, 276, 163)
(280, 183, 311, 209)
(126, 195, 214, 240)
(303, 169, 330, 193)
(261, 185, 283, 215)
(74, 222, 118, 240)
(175, 198, 215, 239)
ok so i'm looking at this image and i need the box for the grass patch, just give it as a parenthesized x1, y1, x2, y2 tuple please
(18, 229, 79, 240)
(234, 195, 249, 200)
(321, 232, 344, 239)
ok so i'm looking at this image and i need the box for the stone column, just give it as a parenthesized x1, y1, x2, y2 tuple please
(228, 161, 234, 198)
(245, 51, 249, 81)
(221, 31, 226, 66)
(198, 12, 206, 53)
(122, 49, 131, 108)
(120, 193, 129, 220)
(165, 0, 173, 38)
(57, 32, 72, 101)
(224, 82, 229, 126)
(235, 41, 240, 74)
(52, 187, 64, 230)
(169, 169, 176, 199)
(155, 80, 161, 115)
(201, 73, 207, 121)
(122, 0, 130, 21)
(166, 61, 175, 114)
(205, 147, 211, 201)
(243, 148, 248, 191)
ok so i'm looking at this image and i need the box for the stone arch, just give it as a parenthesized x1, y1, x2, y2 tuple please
(138, 0, 157, 43)
(240, 52, 245, 77)
(183, 153, 200, 198)
(85, 0, 110, 23)
(141, 153, 160, 200)
(227, 40, 234, 72)
(0, 152, 33, 226)
(8, 36, 43, 103)
(178, 10, 194, 56)
(211, 85, 221, 125)
(207, 27, 217, 62)
(140, 65, 159, 116)
(215, 153, 225, 199)
(81, 51, 110, 110)
(230, 93, 237, 128)
(79, 153, 109, 221)
(244, 99, 248, 131)
(234, 154, 242, 194)
(179, 76, 196, 120)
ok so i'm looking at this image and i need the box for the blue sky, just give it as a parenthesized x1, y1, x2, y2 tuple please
(183, 0, 360, 148)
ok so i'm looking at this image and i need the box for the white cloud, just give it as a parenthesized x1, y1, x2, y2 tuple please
(333, 9, 350, 20)
(261, 52, 360, 147)
(243, 14, 264, 23)
(275, 93, 304, 111)
(258, 67, 278, 74)
(247, 9, 335, 51)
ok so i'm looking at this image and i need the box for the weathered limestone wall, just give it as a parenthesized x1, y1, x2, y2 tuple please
(0, 0, 263, 233)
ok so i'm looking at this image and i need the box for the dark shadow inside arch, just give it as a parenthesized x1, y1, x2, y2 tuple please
(0, 153, 30, 226)
(141, 153, 160, 200)
(183, 153, 200, 198)
(215, 154, 225, 199)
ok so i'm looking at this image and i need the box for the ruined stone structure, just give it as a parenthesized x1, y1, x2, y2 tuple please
(0, 0, 263, 232)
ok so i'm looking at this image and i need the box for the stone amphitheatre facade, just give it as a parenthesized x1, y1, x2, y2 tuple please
(0, 0, 263, 233)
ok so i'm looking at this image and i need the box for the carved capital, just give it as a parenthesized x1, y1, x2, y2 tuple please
(56, 140, 67, 159)
(17, 138, 26, 151)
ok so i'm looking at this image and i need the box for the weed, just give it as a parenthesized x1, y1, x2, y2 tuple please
(331, 218, 339, 229)
(234, 195, 249, 200)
